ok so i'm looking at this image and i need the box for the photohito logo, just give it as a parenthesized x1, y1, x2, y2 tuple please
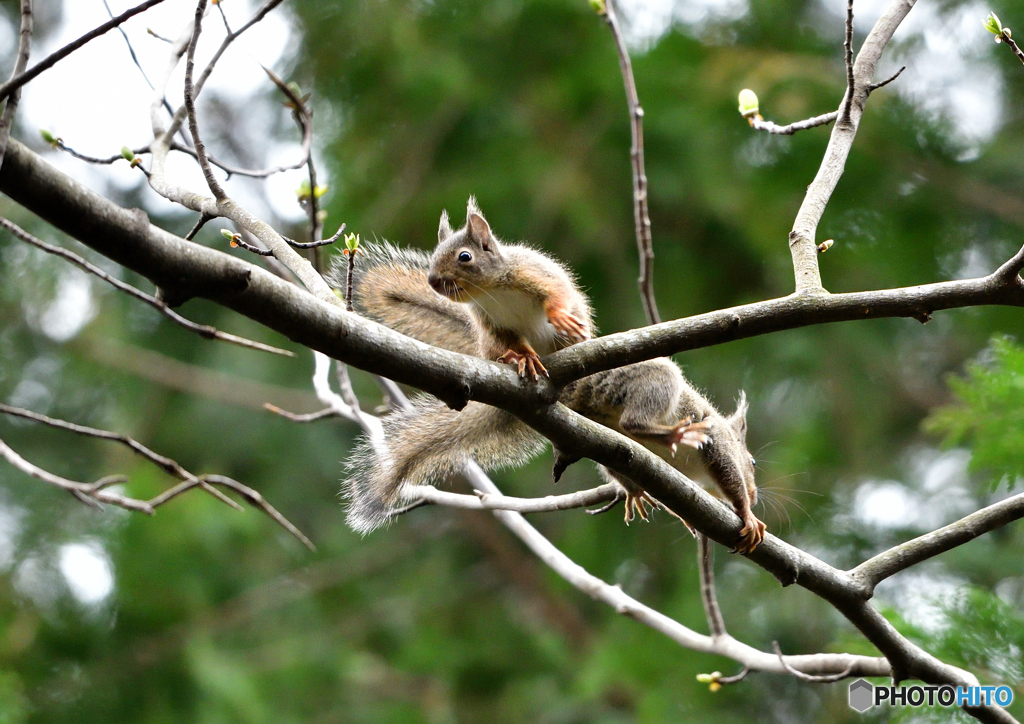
(848, 679, 1014, 712)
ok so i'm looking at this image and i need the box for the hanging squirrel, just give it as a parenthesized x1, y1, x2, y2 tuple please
(327, 198, 766, 553)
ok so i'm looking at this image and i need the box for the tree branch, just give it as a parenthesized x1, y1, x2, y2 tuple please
(0, 0, 32, 168)
(850, 491, 1024, 594)
(788, 0, 917, 293)
(0, 404, 314, 550)
(0, 216, 293, 356)
(0, 0, 170, 102)
(400, 483, 619, 513)
(599, 0, 660, 324)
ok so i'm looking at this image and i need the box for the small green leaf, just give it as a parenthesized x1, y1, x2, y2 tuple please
(738, 88, 759, 117)
(588, 0, 606, 14)
(313, 185, 328, 198)
(983, 12, 1003, 35)
(40, 129, 58, 146)
(344, 232, 361, 252)
(220, 229, 236, 240)
(121, 146, 135, 163)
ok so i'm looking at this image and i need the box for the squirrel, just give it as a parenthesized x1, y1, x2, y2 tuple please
(327, 198, 766, 553)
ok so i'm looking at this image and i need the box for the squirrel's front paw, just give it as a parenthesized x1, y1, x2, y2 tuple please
(497, 349, 548, 380)
(547, 308, 590, 343)
(667, 417, 712, 455)
(733, 513, 767, 554)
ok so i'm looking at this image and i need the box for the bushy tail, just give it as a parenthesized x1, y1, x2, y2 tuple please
(327, 241, 479, 356)
(343, 397, 546, 534)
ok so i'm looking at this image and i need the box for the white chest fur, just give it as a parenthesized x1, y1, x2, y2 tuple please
(471, 289, 560, 355)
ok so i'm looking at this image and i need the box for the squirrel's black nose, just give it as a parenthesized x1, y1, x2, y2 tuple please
(427, 272, 442, 292)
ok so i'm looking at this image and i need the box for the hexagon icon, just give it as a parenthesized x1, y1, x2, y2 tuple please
(849, 679, 874, 712)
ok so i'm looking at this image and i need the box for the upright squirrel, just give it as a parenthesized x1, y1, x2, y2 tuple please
(328, 199, 766, 553)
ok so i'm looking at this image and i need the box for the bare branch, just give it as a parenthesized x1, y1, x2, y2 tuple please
(0, 437, 153, 513)
(0, 405, 314, 550)
(0, 0, 170, 102)
(400, 483, 619, 513)
(0, 0, 33, 168)
(841, 0, 855, 125)
(788, 0, 918, 293)
(183, 0, 227, 201)
(996, 28, 1024, 66)
(599, 0, 660, 324)
(263, 404, 340, 423)
(851, 491, 1024, 594)
(54, 139, 150, 165)
(749, 111, 838, 135)
(698, 534, 727, 638)
(0, 217, 293, 357)
(867, 65, 905, 92)
(773, 641, 855, 683)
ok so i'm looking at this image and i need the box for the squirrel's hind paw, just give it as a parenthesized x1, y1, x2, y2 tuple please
(497, 349, 548, 380)
(732, 513, 767, 555)
(623, 489, 657, 525)
(667, 417, 712, 455)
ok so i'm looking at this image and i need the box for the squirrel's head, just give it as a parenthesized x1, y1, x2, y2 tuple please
(726, 391, 757, 504)
(427, 197, 506, 302)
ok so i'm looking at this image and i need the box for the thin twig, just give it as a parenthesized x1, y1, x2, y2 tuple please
(0, 217, 293, 357)
(748, 111, 839, 136)
(183, 0, 227, 200)
(0, 405, 314, 550)
(226, 232, 274, 256)
(600, 0, 660, 325)
(0, 437, 154, 513)
(54, 140, 150, 165)
(102, 0, 155, 91)
(773, 641, 855, 683)
(998, 29, 1024, 66)
(185, 212, 214, 241)
(698, 534, 727, 638)
(841, 0, 855, 125)
(345, 249, 357, 312)
(283, 224, 344, 249)
(867, 65, 905, 92)
(0, 0, 170, 101)
(0, 0, 33, 169)
(263, 404, 340, 423)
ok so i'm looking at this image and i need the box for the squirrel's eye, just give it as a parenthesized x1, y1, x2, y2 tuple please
(458, 251, 472, 263)
(750, 456, 756, 468)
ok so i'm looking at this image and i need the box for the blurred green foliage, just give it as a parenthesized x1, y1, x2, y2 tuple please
(0, 0, 1023, 721)
(927, 336, 1024, 490)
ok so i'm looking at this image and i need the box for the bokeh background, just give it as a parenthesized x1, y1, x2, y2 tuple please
(0, 0, 1022, 721)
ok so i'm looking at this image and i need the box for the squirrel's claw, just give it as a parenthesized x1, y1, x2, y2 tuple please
(547, 307, 591, 343)
(497, 349, 548, 380)
(732, 512, 767, 554)
(622, 489, 657, 525)
(667, 417, 712, 455)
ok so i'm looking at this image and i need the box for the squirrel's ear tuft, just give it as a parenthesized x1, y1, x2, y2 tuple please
(729, 391, 748, 439)
(438, 210, 452, 243)
(466, 195, 482, 219)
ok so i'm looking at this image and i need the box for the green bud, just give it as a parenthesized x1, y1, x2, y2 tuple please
(313, 184, 328, 198)
(738, 88, 759, 117)
(40, 129, 58, 146)
(344, 232, 361, 252)
(983, 12, 1003, 35)
(589, 0, 606, 14)
(121, 146, 135, 163)
(295, 180, 311, 199)
(221, 229, 236, 240)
